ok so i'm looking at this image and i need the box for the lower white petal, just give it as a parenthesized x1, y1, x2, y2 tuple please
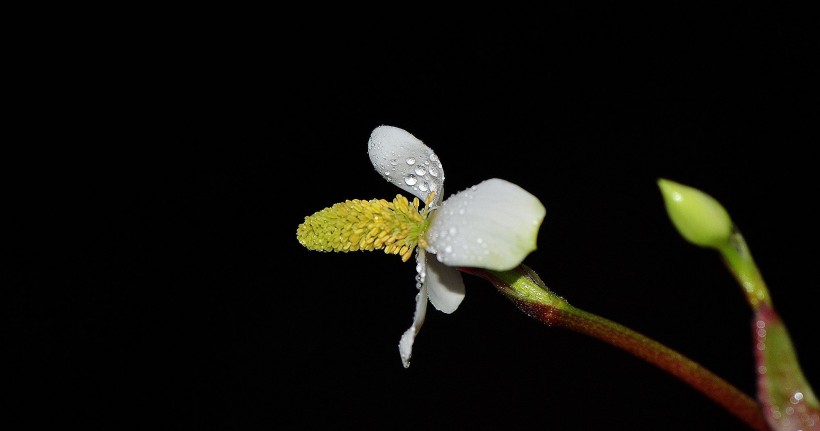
(426, 178, 546, 271)
(398, 252, 430, 368)
(425, 255, 465, 314)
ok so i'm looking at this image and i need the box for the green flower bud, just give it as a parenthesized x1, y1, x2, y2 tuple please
(657, 178, 733, 249)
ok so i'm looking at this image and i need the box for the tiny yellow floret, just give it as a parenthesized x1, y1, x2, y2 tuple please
(297, 194, 430, 262)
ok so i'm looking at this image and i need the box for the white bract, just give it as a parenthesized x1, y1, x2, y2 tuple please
(367, 125, 546, 367)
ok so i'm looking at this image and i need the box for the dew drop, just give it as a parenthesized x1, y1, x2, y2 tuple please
(419, 182, 428, 192)
(414, 166, 426, 176)
(405, 175, 417, 186)
(428, 166, 438, 177)
(430, 182, 438, 192)
(390, 159, 399, 166)
(406, 157, 416, 165)
(430, 153, 438, 162)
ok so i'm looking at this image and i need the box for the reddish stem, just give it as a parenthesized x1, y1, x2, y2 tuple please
(462, 267, 769, 431)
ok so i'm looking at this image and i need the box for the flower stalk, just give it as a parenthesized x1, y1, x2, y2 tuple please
(658, 178, 818, 431)
(718, 231, 818, 431)
(460, 265, 770, 431)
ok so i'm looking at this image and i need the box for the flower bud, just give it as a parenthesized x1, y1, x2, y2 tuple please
(657, 178, 733, 249)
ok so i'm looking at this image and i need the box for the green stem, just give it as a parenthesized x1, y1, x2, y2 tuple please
(717, 231, 772, 309)
(460, 265, 769, 431)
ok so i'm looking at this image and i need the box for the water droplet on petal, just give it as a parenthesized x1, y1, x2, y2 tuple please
(390, 159, 399, 166)
(406, 157, 416, 165)
(428, 166, 438, 177)
(405, 175, 417, 186)
(430, 154, 438, 162)
(419, 182, 428, 192)
(414, 166, 426, 176)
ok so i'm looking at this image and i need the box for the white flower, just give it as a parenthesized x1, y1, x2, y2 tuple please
(367, 125, 546, 367)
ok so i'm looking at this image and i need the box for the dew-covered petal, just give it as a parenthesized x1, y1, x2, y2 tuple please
(425, 178, 546, 271)
(368, 125, 445, 204)
(425, 254, 466, 314)
(397, 294, 426, 368)
(398, 250, 430, 368)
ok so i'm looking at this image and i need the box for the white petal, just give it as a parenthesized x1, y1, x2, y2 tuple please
(367, 125, 445, 204)
(426, 178, 546, 271)
(425, 254, 466, 314)
(398, 250, 429, 368)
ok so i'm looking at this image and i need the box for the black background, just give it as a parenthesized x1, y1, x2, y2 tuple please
(8, 5, 819, 430)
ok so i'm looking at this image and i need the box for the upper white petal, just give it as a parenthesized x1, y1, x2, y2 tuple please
(425, 178, 546, 271)
(425, 254, 466, 314)
(367, 125, 445, 204)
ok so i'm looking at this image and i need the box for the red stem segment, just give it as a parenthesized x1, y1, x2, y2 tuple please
(552, 305, 767, 431)
(462, 266, 769, 431)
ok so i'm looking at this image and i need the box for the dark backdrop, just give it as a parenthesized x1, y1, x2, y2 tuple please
(9, 5, 818, 430)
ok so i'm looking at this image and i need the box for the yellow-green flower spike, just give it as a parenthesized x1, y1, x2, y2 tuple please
(297, 194, 430, 262)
